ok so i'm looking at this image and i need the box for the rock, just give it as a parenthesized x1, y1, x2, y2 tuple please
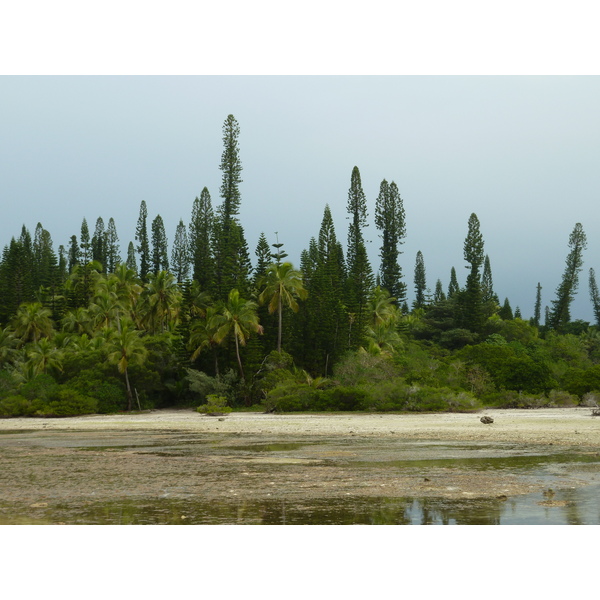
(480, 416, 494, 424)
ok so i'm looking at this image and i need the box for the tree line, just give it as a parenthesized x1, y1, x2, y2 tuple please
(1, 114, 600, 416)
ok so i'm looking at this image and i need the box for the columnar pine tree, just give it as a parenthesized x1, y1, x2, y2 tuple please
(461, 213, 485, 332)
(548, 223, 587, 331)
(375, 179, 406, 302)
(346, 166, 374, 348)
(91, 217, 107, 267)
(80, 218, 91, 265)
(214, 114, 248, 299)
(68, 235, 80, 272)
(589, 269, 600, 327)
(189, 188, 215, 291)
(413, 250, 427, 310)
(151, 215, 169, 275)
(532, 282, 542, 327)
(105, 217, 121, 273)
(254, 232, 271, 284)
(171, 219, 190, 284)
(434, 279, 446, 303)
(481, 255, 495, 303)
(135, 200, 150, 281)
(448, 267, 460, 298)
(126, 241, 137, 274)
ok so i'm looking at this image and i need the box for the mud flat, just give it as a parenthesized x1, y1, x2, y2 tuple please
(0, 408, 599, 524)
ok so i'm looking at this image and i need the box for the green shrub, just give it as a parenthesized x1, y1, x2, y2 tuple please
(197, 394, 232, 416)
(547, 389, 578, 407)
(41, 388, 98, 417)
(0, 395, 35, 417)
(481, 390, 549, 409)
(315, 386, 369, 411)
(264, 382, 321, 412)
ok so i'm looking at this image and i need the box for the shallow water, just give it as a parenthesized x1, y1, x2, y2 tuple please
(1, 430, 599, 524)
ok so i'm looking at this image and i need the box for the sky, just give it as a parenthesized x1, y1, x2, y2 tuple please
(2, 75, 599, 322)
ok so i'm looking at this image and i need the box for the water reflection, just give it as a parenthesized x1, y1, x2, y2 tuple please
(2, 486, 599, 525)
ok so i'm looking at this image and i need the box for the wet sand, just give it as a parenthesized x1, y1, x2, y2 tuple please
(0, 408, 598, 523)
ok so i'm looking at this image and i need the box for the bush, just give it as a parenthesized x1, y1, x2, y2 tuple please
(41, 388, 98, 417)
(197, 394, 232, 416)
(264, 382, 322, 412)
(66, 370, 126, 413)
(0, 395, 36, 417)
(547, 389, 578, 407)
(315, 386, 369, 411)
(186, 369, 235, 404)
(480, 390, 549, 409)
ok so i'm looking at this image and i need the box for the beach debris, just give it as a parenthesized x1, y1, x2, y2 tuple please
(480, 416, 494, 424)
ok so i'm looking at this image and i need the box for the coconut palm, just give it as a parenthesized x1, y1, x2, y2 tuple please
(212, 289, 263, 380)
(26, 338, 64, 375)
(188, 306, 222, 373)
(258, 262, 307, 353)
(0, 327, 17, 367)
(142, 270, 181, 334)
(106, 318, 147, 411)
(61, 307, 93, 336)
(11, 302, 55, 345)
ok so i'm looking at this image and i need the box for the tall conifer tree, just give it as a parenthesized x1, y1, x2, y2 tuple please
(375, 179, 406, 302)
(189, 188, 215, 291)
(413, 250, 427, 310)
(548, 222, 587, 331)
(105, 217, 121, 273)
(135, 200, 150, 281)
(461, 213, 485, 332)
(171, 219, 190, 284)
(151, 214, 169, 275)
(346, 166, 374, 348)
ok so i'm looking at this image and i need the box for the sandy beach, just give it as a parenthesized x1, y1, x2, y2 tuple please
(1, 406, 598, 446)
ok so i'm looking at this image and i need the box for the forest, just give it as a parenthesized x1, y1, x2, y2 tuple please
(1, 114, 600, 417)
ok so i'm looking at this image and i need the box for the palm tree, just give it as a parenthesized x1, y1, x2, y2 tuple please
(188, 306, 221, 374)
(142, 270, 181, 334)
(106, 318, 147, 411)
(0, 327, 17, 367)
(258, 262, 307, 353)
(26, 338, 64, 375)
(212, 289, 263, 380)
(11, 302, 55, 345)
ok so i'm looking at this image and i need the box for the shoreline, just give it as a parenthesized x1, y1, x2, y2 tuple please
(1, 407, 599, 447)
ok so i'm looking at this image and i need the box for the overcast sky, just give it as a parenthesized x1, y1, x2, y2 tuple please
(1, 75, 599, 322)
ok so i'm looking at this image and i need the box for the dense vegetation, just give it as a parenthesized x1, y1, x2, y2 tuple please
(2, 115, 600, 417)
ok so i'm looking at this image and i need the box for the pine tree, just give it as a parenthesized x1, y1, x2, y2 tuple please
(448, 266, 460, 298)
(532, 282, 542, 327)
(589, 269, 600, 327)
(434, 279, 446, 303)
(68, 235, 80, 272)
(375, 179, 406, 302)
(135, 200, 150, 281)
(461, 213, 485, 332)
(219, 114, 243, 222)
(91, 217, 107, 267)
(346, 166, 374, 348)
(105, 217, 121, 273)
(413, 250, 427, 310)
(0, 233, 36, 322)
(214, 115, 249, 299)
(189, 188, 215, 291)
(548, 223, 587, 331)
(498, 297, 513, 320)
(482, 255, 495, 303)
(80, 218, 91, 265)
(126, 241, 137, 274)
(254, 232, 271, 285)
(151, 214, 169, 275)
(171, 219, 190, 284)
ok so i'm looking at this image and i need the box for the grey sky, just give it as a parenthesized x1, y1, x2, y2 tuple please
(1, 76, 599, 322)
